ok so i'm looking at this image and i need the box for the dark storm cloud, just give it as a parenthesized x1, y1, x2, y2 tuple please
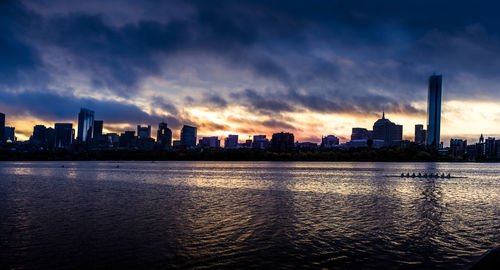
(3, 0, 500, 126)
(230, 89, 296, 113)
(0, 89, 155, 124)
(260, 120, 298, 131)
(202, 93, 228, 109)
(152, 97, 179, 115)
(0, 1, 48, 88)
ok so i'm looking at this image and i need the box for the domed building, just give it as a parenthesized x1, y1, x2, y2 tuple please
(372, 112, 403, 147)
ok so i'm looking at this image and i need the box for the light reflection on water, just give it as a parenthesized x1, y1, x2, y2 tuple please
(0, 161, 499, 269)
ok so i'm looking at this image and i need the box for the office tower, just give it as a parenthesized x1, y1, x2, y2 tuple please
(224, 134, 239, 149)
(0, 112, 5, 143)
(105, 133, 120, 147)
(120, 131, 136, 147)
(172, 140, 181, 148)
(427, 75, 442, 147)
(157, 122, 172, 148)
(450, 139, 467, 157)
(31, 125, 47, 145)
(372, 112, 403, 147)
(253, 135, 269, 150)
(180, 125, 197, 148)
(77, 108, 94, 143)
(415, 124, 426, 144)
(321, 135, 340, 148)
(4, 127, 15, 142)
(351, 128, 371, 140)
(47, 127, 55, 148)
(271, 132, 294, 151)
(485, 137, 496, 158)
(93, 120, 103, 139)
(55, 123, 74, 148)
(199, 137, 220, 148)
(137, 125, 151, 139)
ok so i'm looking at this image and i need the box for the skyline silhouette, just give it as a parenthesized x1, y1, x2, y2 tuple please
(2, 1, 500, 144)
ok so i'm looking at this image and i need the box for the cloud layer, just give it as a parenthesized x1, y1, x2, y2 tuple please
(2, 0, 500, 141)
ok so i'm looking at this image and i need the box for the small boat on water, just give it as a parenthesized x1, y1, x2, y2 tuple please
(400, 172, 452, 178)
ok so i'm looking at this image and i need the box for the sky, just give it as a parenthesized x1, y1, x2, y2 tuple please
(2, 0, 500, 144)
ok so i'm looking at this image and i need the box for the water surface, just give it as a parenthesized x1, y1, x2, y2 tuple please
(0, 161, 499, 269)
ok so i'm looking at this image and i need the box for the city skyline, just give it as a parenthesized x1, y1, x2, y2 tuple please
(3, 1, 500, 144)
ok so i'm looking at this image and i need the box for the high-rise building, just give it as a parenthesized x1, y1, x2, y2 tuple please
(271, 132, 294, 151)
(415, 124, 426, 145)
(157, 122, 172, 148)
(450, 139, 467, 157)
(224, 135, 239, 149)
(427, 75, 442, 147)
(180, 125, 197, 148)
(93, 120, 103, 139)
(120, 131, 136, 147)
(485, 137, 496, 158)
(137, 125, 151, 139)
(199, 137, 220, 148)
(0, 112, 5, 144)
(351, 128, 371, 140)
(77, 108, 94, 143)
(47, 127, 55, 148)
(31, 125, 47, 145)
(372, 112, 403, 147)
(5, 127, 15, 142)
(55, 123, 74, 148)
(253, 135, 269, 149)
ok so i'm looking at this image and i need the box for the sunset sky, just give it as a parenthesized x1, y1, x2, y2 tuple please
(2, 0, 500, 144)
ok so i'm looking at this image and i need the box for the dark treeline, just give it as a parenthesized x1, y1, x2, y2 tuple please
(0, 147, 487, 162)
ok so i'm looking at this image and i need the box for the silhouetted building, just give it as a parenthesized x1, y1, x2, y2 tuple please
(253, 135, 269, 150)
(172, 140, 181, 148)
(180, 125, 197, 149)
(415, 124, 426, 145)
(93, 120, 103, 139)
(0, 112, 4, 144)
(485, 137, 496, 158)
(31, 125, 48, 145)
(47, 128, 55, 148)
(427, 75, 442, 147)
(372, 112, 403, 147)
(120, 131, 136, 148)
(55, 123, 74, 148)
(271, 132, 294, 151)
(225, 135, 239, 149)
(243, 139, 252, 148)
(105, 133, 120, 147)
(450, 139, 467, 157)
(137, 125, 151, 139)
(296, 142, 317, 150)
(157, 122, 172, 148)
(5, 127, 15, 142)
(321, 135, 340, 148)
(351, 128, 371, 140)
(199, 137, 220, 149)
(496, 140, 500, 158)
(77, 108, 94, 143)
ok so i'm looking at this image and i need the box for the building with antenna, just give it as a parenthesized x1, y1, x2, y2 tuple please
(372, 112, 403, 147)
